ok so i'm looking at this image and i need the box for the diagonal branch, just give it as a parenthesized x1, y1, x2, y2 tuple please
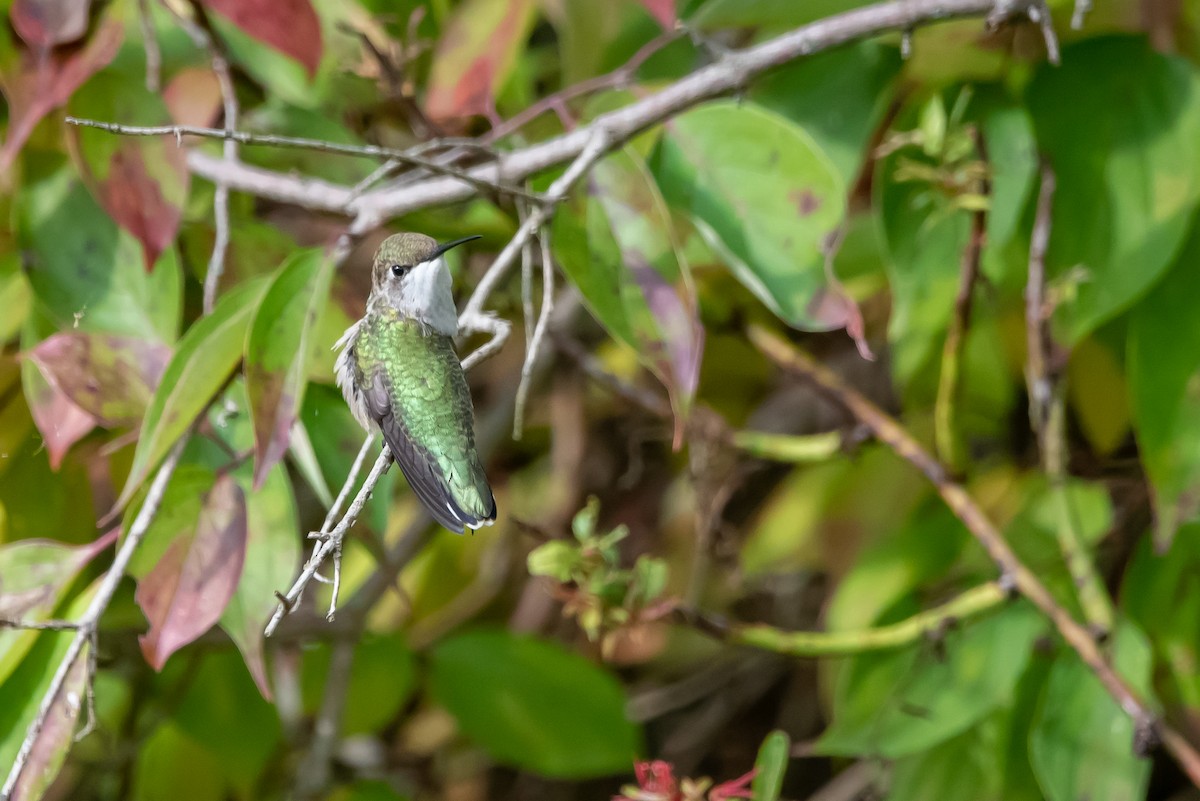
(747, 324, 1200, 786)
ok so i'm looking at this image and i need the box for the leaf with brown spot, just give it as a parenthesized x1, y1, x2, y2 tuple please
(632, 0, 675, 29)
(0, 17, 122, 172)
(201, 0, 323, 78)
(137, 474, 248, 670)
(245, 249, 334, 489)
(0, 532, 114, 687)
(10, 0, 92, 48)
(69, 72, 189, 271)
(27, 332, 171, 427)
(425, 0, 537, 123)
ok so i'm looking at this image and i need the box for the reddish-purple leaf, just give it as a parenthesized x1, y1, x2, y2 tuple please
(21, 358, 96, 470)
(10, 642, 89, 801)
(201, 0, 323, 77)
(632, 0, 675, 29)
(425, 0, 536, 123)
(10, 0, 92, 48)
(0, 17, 122, 172)
(137, 475, 247, 670)
(27, 333, 171, 427)
(69, 72, 190, 271)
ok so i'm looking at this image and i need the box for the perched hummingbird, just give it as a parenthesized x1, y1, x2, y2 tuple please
(335, 233, 496, 533)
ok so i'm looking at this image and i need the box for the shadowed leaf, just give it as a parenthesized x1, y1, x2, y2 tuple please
(27, 332, 170, 427)
(0, 17, 122, 172)
(425, 0, 537, 123)
(69, 72, 190, 271)
(201, 0, 322, 77)
(0, 531, 114, 687)
(10, 0, 91, 48)
(114, 278, 268, 512)
(137, 474, 248, 670)
(245, 249, 334, 489)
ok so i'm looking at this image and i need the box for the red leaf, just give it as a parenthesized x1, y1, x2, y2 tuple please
(100, 144, 188, 270)
(201, 0, 323, 78)
(10, 0, 92, 48)
(0, 17, 122, 172)
(137, 475, 247, 670)
(425, 0, 536, 123)
(632, 0, 675, 29)
(23, 360, 96, 470)
(28, 332, 171, 426)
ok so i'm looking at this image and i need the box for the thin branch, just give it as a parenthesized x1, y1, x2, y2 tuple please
(1072, 0, 1093, 29)
(1, 438, 189, 801)
(513, 226, 555, 439)
(294, 640, 355, 800)
(679, 581, 1009, 657)
(186, 0, 1035, 220)
(65, 118, 542, 206)
(1025, 162, 1114, 637)
(934, 129, 988, 472)
(747, 324, 1200, 787)
(136, 0, 161, 92)
(0, 619, 82, 631)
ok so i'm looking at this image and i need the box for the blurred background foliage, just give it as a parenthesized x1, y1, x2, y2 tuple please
(3, 0, 1200, 799)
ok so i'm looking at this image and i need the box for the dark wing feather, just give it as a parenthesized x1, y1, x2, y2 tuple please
(361, 370, 474, 533)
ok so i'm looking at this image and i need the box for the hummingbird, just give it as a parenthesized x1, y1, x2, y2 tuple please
(335, 233, 496, 533)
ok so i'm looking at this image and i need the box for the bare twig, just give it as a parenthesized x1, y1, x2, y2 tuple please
(513, 227, 555, 439)
(0, 619, 82, 631)
(748, 325, 1200, 787)
(186, 0, 1029, 220)
(1071, 0, 1093, 29)
(934, 130, 988, 472)
(1025, 162, 1114, 636)
(64, 118, 542, 205)
(1, 438, 189, 801)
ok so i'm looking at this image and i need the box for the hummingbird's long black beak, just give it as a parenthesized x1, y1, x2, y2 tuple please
(430, 235, 482, 260)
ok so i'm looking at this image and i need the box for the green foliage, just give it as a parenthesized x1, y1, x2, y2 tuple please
(7, 0, 1200, 799)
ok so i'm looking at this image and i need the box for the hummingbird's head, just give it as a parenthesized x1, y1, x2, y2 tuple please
(370, 233, 480, 335)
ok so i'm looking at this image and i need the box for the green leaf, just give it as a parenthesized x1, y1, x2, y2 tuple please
(132, 722, 224, 801)
(245, 248, 334, 488)
(1030, 620, 1153, 801)
(301, 634, 417, 736)
(1028, 36, 1200, 343)
(114, 277, 269, 511)
(887, 717, 1004, 801)
(17, 155, 181, 342)
(818, 602, 1044, 758)
(429, 628, 642, 777)
(527, 540, 579, 583)
(1129, 221, 1200, 545)
(0, 580, 98, 801)
(654, 102, 857, 338)
(751, 730, 790, 801)
(0, 535, 112, 687)
(753, 42, 900, 188)
(556, 147, 703, 432)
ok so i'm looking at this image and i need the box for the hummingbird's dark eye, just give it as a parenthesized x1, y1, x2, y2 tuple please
(391, 264, 409, 279)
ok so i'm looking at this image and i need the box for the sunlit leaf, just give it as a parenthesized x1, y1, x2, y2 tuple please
(751, 730, 790, 801)
(655, 102, 862, 348)
(245, 248, 334, 488)
(201, 0, 322, 77)
(69, 72, 190, 271)
(0, 17, 122, 171)
(0, 532, 113, 686)
(1029, 36, 1200, 343)
(136, 474, 248, 670)
(425, 0, 537, 123)
(429, 628, 642, 777)
(163, 67, 223, 128)
(27, 332, 170, 427)
(114, 277, 268, 511)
